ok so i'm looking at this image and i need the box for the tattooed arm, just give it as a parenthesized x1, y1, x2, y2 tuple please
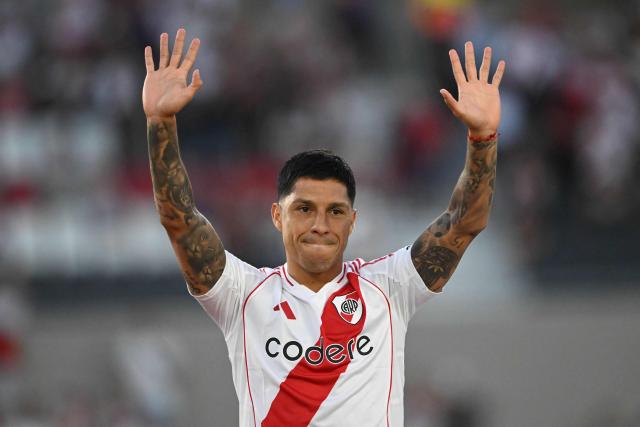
(411, 136, 497, 292)
(143, 29, 225, 295)
(411, 42, 506, 292)
(148, 117, 225, 295)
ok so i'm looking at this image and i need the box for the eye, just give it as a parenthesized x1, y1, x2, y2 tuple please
(330, 208, 345, 216)
(298, 205, 310, 213)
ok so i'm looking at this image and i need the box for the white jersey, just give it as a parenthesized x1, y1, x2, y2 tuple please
(190, 245, 437, 427)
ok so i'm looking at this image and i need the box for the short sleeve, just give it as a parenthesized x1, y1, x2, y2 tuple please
(188, 251, 264, 339)
(355, 246, 438, 326)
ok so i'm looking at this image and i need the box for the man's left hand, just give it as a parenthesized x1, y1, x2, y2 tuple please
(440, 41, 506, 138)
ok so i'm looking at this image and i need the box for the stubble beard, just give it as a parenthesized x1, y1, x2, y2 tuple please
(297, 243, 344, 274)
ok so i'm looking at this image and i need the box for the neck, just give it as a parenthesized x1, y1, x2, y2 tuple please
(286, 261, 343, 293)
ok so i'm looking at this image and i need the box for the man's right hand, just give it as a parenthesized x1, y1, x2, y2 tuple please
(143, 28, 202, 120)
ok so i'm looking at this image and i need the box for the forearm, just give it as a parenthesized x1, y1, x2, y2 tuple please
(410, 134, 497, 292)
(147, 116, 195, 227)
(448, 134, 497, 234)
(147, 116, 225, 295)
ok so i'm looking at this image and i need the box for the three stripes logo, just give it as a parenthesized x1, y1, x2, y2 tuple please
(273, 301, 296, 320)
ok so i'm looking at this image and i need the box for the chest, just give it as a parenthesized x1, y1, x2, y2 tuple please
(242, 279, 392, 372)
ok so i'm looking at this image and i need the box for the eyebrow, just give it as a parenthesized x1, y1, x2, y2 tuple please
(291, 199, 351, 209)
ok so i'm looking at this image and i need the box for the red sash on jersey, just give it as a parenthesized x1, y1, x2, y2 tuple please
(262, 272, 367, 426)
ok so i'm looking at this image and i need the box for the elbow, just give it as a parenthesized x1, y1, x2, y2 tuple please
(159, 214, 186, 233)
(157, 207, 181, 230)
(159, 216, 175, 230)
(472, 218, 490, 236)
(472, 223, 488, 236)
(455, 217, 489, 237)
(158, 205, 200, 233)
(470, 216, 490, 235)
(475, 216, 490, 233)
(451, 208, 489, 236)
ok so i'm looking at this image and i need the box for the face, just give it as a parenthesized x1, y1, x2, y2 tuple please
(272, 178, 356, 275)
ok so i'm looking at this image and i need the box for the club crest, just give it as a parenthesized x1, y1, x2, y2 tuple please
(332, 291, 363, 324)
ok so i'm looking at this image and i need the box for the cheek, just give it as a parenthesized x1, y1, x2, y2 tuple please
(333, 220, 353, 239)
(281, 217, 306, 239)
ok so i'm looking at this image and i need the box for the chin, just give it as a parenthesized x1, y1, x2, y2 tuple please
(301, 260, 335, 274)
(300, 252, 339, 273)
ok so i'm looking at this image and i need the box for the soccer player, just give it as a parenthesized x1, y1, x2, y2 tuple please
(143, 29, 504, 427)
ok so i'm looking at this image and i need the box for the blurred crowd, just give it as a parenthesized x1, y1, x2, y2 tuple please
(2, 0, 640, 284)
(2, 0, 640, 424)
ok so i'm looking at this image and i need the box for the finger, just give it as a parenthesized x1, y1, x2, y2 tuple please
(448, 49, 466, 85)
(159, 33, 169, 68)
(479, 47, 492, 82)
(492, 60, 506, 87)
(188, 69, 203, 96)
(440, 89, 461, 117)
(179, 38, 201, 72)
(144, 46, 155, 73)
(169, 28, 186, 67)
(464, 41, 477, 81)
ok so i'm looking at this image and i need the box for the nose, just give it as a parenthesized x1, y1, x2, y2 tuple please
(310, 211, 330, 235)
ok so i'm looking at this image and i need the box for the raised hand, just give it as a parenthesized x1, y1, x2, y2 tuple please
(143, 29, 203, 120)
(440, 41, 506, 137)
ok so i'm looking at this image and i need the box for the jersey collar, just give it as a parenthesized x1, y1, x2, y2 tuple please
(281, 262, 348, 302)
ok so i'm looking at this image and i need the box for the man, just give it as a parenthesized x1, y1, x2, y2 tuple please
(143, 28, 504, 427)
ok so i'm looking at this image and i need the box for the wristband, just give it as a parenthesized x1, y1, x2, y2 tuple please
(468, 131, 498, 142)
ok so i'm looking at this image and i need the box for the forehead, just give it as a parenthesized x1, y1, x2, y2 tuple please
(284, 178, 351, 205)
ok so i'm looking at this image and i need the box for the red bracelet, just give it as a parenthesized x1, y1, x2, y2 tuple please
(468, 131, 498, 142)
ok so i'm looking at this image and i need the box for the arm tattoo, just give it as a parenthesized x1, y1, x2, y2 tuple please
(410, 243, 458, 292)
(148, 118, 225, 295)
(471, 138, 497, 151)
(427, 212, 451, 238)
(450, 137, 497, 231)
(411, 135, 497, 291)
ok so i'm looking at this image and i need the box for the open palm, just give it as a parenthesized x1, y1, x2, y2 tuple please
(142, 29, 203, 119)
(440, 42, 506, 136)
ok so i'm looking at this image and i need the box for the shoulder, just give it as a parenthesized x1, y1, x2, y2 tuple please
(197, 251, 282, 299)
(349, 246, 411, 275)
(225, 251, 280, 277)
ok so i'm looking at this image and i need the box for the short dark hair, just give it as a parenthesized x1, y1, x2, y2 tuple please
(277, 149, 356, 205)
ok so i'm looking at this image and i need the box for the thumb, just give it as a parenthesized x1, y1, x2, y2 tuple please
(440, 89, 461, 117)
(188, 69, 203, 96)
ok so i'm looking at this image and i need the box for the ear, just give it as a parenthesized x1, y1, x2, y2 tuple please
(350, 208, 357, 235)
(271, 202, 282, 232)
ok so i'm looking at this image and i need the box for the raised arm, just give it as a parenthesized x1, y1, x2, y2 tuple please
(411, 42, 505, 292)
(143, 29, 225, 295)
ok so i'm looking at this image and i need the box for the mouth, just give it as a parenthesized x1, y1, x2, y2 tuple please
(301, 240, 337, 248)
(302, 242, 335, 248)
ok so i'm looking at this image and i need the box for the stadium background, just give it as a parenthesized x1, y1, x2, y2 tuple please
(1, 0, 640, 425)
